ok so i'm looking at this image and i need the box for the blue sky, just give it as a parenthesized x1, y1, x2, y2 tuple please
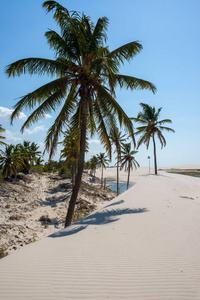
(0, 0, 200, 167)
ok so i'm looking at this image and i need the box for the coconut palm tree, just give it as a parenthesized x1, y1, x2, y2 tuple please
(132, 103, 175, 175)
(109, 128, 126, 195)
(90, 155, 99, 178)
(6, 1, 156, 227)
(97, 152, 109, 187)
(0, 145, 22, 178)
(16, 141, 41, 174)
(119, 143, 139, 190)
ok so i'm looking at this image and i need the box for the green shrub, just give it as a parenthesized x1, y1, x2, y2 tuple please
(58, 166, 71, 178)
(0, 248, 8, 259)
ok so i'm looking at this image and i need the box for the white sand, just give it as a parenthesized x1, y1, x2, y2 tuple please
(1, 166, 200, 299)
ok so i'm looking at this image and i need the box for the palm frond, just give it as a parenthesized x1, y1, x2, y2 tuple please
(5, 58, 67, 78)
(107, 41, 143, 64)
(114, 74, 156, 93)
(10, 76, 70, 124)
(44, 86, 78, 158)
(89, 17, 109, 52)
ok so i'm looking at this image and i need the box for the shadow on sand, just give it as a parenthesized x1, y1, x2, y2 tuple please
(50, 205, 148, 238)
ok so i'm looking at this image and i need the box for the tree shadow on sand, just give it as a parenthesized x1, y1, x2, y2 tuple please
(50, 205, 148, 238)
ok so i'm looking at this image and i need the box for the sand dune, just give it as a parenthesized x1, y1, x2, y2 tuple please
(0, 168, 200, 299)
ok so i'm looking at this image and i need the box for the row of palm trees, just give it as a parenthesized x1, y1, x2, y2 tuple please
(5, 1, 174, 227)
(0, 141, 41, 178)
(86, 143, 139, 193)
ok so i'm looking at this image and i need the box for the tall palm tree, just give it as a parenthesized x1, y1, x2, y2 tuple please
(109, 128, 126, 195)
(97, 152, 109, 187)
(119, 143, 139, 190)
(132, 103, 175, 175)
(6, 1, 156, 227)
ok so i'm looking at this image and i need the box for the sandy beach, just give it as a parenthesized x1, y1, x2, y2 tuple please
(0, 166, 200, 299)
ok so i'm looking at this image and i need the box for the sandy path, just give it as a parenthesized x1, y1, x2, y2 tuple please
(0, 170, 200, 299)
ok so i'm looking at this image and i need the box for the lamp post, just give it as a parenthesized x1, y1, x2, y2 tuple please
(147, 156, 150, 175)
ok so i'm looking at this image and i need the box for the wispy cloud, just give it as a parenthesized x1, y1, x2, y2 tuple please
(44, 114, 52, 119)
(24, 125, 47, 135)
(89, 139, 101, 145)
(5, 130, 22, 142)
(0, 106, 27, 122)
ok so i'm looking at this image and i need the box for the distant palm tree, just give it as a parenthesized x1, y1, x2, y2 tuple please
(0, 145, 21, 178)
(90, 155, 99, 178)
(16, 141, 41, 174)
(97, 152, 109, 187)
(109, 128, 126, 195)
(132, 103, 175, 174)
(119, 143, 139, 190)
(6, 2, 156, 227)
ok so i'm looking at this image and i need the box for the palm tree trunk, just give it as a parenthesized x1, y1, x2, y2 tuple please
(152, 134, 157, 175)
(127, 163, 130, 190)
(117, 155, 119, 195)
(72, 161, 75, 188)
(65, 88, 88, 227)
(101, 165, 103, 188)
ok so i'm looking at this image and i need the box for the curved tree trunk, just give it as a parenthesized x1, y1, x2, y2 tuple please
(65, 87, 88, 227)
(152, 134, 157, 175)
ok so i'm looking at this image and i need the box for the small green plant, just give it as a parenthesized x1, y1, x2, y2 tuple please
(102, 193, 107, 198)
(44, 224, 49, 229)
(5, 204, 10, 209)
(0, 247, 8, 259)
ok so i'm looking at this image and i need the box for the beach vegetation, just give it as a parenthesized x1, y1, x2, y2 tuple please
(0, 141, 42, 179)
(0, 247, 8, 259)
(132, 103, 175, 174)
(6, 1, 156, 227)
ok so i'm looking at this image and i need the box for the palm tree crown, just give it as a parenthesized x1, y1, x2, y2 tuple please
(132, 103, 175, 174)
(5, 1, 156, 226)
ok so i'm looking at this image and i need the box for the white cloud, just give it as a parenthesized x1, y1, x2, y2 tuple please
(88, 139, 101, 145)
(44, 114, 52, 119)
(0, 106, 27, 121)
(24, 125, 47, 135)
(5, 130, 22, 142)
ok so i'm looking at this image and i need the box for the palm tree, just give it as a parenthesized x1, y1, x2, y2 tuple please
(6, 1, 156, 227)
(109, 128, 126, 195)
(16, 141, 41, 174)
(132, 103, 175, 175)
(0, 145, 22, 178)
(119, 143, 139, 190)
(90, 155, 99, 178)
(97, 152, 109, 187)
